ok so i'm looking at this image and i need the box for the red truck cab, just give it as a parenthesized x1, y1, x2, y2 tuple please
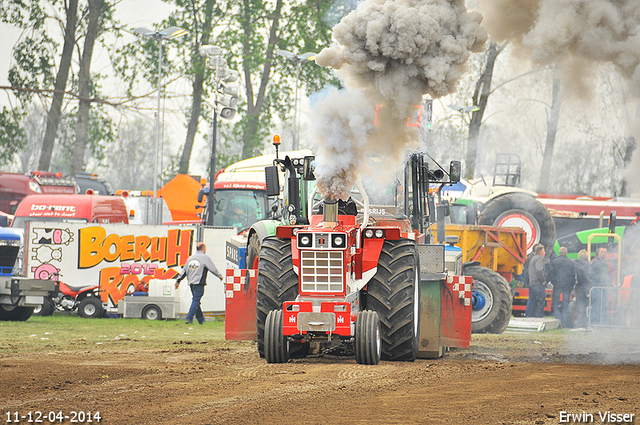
(0, 171, 77, 214)
(11, 194, 129, 228)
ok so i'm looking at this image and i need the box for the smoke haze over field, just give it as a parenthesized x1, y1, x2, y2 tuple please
(480, 0, 640, 97)
(312, 0, 487, 200)
(479, 0, 640, 196)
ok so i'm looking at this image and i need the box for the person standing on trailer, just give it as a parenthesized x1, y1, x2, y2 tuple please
(525, 243, 547, 318)
(548, 246, 577, 327)
(175, 242, 224, 325)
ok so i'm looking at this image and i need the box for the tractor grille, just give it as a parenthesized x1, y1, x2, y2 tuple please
(300, 250, 344, 293)
(417, 244, 445, 274)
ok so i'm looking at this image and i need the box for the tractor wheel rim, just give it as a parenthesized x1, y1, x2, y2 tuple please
(471, 280, 494, 323)
(495, 211, 540, 253)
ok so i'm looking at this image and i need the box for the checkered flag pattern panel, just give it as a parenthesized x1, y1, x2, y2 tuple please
(447, 275, 473, 307)
(225, 269, 256, 298)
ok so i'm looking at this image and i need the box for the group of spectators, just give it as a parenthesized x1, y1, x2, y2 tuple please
(525, 244, 613, 327)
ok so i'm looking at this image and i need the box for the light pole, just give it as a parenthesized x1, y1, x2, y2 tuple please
(276, 50, 316, 150)
(133, 26, 188, 222)
(199, 45, 239, 226)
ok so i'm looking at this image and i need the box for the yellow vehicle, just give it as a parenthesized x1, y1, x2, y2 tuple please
(432, 223, 526, 333)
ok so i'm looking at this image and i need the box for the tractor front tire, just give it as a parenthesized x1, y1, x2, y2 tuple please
(366, 239, 420, 362)
(256, 237, 300, 358)
(467, 266, 512, 334)
(264, 310, 290, 363)
(246, 232, 261, 270)
(355, 310, 381, 365)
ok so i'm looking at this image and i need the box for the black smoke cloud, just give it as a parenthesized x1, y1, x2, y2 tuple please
(312, 0, 487, 201)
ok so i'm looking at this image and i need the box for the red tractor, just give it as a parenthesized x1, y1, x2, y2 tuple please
(255, 154, 472, 365)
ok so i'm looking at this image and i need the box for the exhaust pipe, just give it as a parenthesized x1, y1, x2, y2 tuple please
(323, 198, 338, 228)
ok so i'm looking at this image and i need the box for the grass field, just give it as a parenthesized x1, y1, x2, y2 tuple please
(0, 314, 245, 355)
(2, 314, 637, 361)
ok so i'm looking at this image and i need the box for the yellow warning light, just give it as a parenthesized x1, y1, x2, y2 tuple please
(273, 134, 281, 146)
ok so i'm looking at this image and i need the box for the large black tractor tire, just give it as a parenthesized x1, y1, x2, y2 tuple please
(256, 237, 308, 358)
(246, 231, 261, 270)
(366, 239, 420, 362)
(77, 297, 105, 319)
(33, 297, 55, 317)
(478, 192, 556, 252)
(355, 310, 381, 365)
(264, 310, 290, 363)
(466, 266, 512, 334)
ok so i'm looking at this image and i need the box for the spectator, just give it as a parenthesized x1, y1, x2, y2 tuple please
(588, 246, 613, 325)
(525, 243, 547, 318)
(175, 242, 224, 325)
(574, 249, 591, 328)
(548, 246, 577, 327)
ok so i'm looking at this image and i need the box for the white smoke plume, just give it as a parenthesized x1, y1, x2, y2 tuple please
(312, 0, 487, 201)
(480, 0, 640, 97)
(479, 0, 640, 196)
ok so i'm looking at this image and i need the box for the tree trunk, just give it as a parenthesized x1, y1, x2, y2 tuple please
(466, 42, 501, 180)
(537, 74, 562, 193)
(72, 0, 105, 175)
(178, 0, 215, 175)
(39, 0, 78, 171)
(619, 135, 636, 197)
(240, 0, 282, 160)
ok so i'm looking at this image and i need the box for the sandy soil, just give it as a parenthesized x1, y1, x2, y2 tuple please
(2, 331, 640, 425)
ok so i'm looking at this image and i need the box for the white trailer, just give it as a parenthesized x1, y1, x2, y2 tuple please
(22, 222, 236, 317)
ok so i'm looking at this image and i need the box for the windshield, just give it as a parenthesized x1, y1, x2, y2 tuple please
(12, 216, 88, 229)
(212, 189, 269, 231)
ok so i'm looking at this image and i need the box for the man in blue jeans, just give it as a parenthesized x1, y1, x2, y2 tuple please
(175, 242, 224, 324)
(525, 243, 547, 318)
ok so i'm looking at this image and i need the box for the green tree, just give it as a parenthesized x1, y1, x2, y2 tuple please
(226, 0, 338, 160)
(117, 0, 341, 177)
(72, 0, 109, 174)
(39, 0, 78, 171)
(0, 107, 27, 167)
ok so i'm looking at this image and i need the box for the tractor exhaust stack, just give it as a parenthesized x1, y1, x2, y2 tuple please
(323, 199, 338, 228)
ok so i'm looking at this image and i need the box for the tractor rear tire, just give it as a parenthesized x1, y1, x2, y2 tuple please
(355, 310, 381, 365)
(366, 239, 420, 362)
(264, 310, 290, 363)
(256, 237, 301, 358)
(478, 192, 556, 252)
(467, 266, 512, 334)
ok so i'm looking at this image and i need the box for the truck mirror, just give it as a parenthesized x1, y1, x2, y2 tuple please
(303, 156, 316, 181)
(265, 165, 280, 196)
(449, 161, 461, 184)
(216, 198, 226, 212)
(197, 188, 205, 203)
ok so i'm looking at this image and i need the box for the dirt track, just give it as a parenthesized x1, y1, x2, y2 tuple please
(2, 332, 640, 425)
